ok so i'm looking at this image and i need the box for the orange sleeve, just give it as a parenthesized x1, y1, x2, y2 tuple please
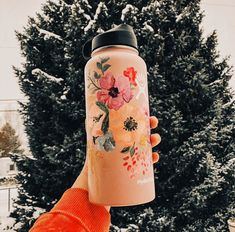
(29, 188, 111, 232)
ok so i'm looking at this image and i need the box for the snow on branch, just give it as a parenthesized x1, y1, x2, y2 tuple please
(39, 28, 63, 41)
(207, 79, 223, 86)
(222, 101, 234, 109)
(176, 13, 183, 23)
(84, 20, 95, 32)
(32, 24, 63, 41)
(121, 4, 138, 21)
(142, 1, 160, 14)
(84, 2, 107, 32)
(71, 3, 91, 20)
(49, 0, 69, 6)
(81, 0, 92, 9)
(176, 7, 190, 23)
(143, 22, 154, 32)
(32, 68, 64, 83)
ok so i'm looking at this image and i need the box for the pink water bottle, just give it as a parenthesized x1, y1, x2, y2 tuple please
(82, 24, 155, 206)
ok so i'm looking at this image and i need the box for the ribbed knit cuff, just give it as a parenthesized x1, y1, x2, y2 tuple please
(51, 188, 111, 232)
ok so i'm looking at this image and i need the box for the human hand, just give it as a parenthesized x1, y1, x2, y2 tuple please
(72, 116, 161, 212)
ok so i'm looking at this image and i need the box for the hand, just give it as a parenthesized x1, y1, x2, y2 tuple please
(72, 116, 161, 212)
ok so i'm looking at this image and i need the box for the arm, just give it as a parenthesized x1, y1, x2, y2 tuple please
(29, 116, 160, 232)
(29, 188, 111, 232)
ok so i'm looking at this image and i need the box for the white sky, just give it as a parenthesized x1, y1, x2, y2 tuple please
(0, 0, 234, 101)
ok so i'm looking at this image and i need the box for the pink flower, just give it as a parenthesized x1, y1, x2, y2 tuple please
(97, 72, 133, 110)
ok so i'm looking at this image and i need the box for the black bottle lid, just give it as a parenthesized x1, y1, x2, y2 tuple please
(82, 24, 138, 59)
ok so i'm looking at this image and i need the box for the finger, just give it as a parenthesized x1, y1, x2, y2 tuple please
(152, 152, 160, 164)
(150, 133, 161, 147)
(150, 116, 158, 129)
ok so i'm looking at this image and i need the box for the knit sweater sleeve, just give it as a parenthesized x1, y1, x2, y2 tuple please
(29, 188, 111, 232)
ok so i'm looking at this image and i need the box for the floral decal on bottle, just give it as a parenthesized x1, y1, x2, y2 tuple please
(123, 67, 137, 86)
(88, 56, 150, 179)
(122, 146, 152, 179)
(121, 108, 152, 179)
(88, 57, 138, 152)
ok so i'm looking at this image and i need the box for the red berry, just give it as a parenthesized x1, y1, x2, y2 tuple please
(123, 156, 129, 160)
(132, 160, 137, 165)
(127, 165, 132, 171)
(123, 162, 128, 166)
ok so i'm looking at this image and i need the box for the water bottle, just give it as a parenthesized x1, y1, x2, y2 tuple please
(82, 24, 155, 206)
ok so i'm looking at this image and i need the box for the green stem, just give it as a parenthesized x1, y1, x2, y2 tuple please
(88, 76, 101, 90)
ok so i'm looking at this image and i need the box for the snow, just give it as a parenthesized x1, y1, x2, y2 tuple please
(60, 95, 66, 100)
(142, 1, 160, 13)
(222, 101, 233, 108)
(60, 88, 69, 100)
(84, 20, 95, 32)
(84, 2, 107, 32)
(121, 4, 136, 21)
(49, 0, 69, 6)
(81, 0, 92, 9)
(227, 158, 235, 167)
(94, 2, 107, 20)
(176, 13, 183, 22)
(32, 68, 64, 83)
(83, 13, 91, 20)
(176, 8, 190, 23)
(32, 24, 62, 41)
(78, 8, 85, 14)
(72, 4, 91, 21)
(32, 207, 46, 219)
(143, 22, 154, 32)
(0, 187, 18, 231)
(207, 79, 223, 86)
(97, 27, 104, 33)
(39, 28, 62, 41)
(33, 46, 40, 52)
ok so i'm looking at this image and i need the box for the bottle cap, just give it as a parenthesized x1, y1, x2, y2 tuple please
(82, 24, 138, 59)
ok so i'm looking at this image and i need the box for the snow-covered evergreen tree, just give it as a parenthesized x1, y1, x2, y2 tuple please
(11, 0, 234, 231)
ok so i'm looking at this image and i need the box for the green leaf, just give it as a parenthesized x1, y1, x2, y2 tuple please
(96, 101, 109, 113)
(130, 143, 135, 157)
(121, 146, 130, 153)
(102, 64, 111, 73)
(101, 114, 109, 134)
(100, 57, 110, 64)
(94, 71, 101, 79)
(97, 62, 102, 70)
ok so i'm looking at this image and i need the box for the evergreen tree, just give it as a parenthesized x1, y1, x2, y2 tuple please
(0, 122, 22, 157)
(11, 0, 234, 231)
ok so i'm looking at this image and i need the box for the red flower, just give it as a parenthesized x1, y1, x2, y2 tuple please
(123, 67, 137, 86)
